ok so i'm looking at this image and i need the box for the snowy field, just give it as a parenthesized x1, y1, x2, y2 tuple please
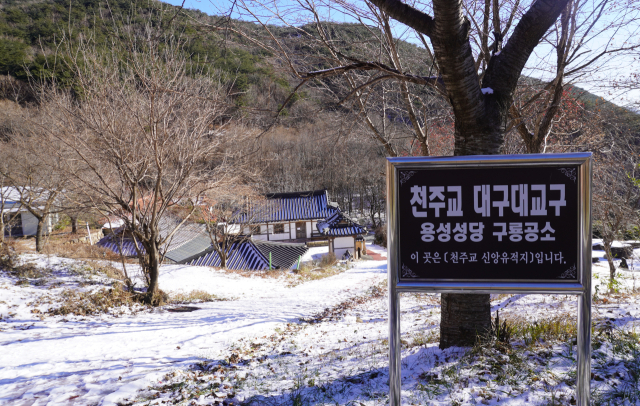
(2, 243, 640, 405)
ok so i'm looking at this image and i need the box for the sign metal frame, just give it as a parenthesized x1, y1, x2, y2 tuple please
(387, 153, 592, 406)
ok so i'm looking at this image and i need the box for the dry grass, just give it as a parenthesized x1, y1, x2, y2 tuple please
(81, 260, 125, 280)
(480, 313, 578, 348)
(42, 242, 123, 262)
(0, 243, 49, 285)
(31, 284, 146, 317)
(221, 267, 286, 279)
(2, 242, 125, 288)
(318, 252, 337, 268)
(169, 289, 230, 304)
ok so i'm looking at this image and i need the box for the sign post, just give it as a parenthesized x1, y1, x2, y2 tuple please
(387, 153, 592, 406)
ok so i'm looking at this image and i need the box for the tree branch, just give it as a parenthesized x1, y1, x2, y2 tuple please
(368, 0, 435, 38)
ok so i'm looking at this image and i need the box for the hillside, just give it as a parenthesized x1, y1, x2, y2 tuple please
(0, 0, 637, 141)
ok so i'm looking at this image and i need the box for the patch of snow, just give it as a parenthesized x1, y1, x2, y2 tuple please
(300, 246, 329, 263)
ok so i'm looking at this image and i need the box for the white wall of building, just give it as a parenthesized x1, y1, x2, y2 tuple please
(308, 221, 318, 238)
(331, 236, 355, 259)
(19, 212, 58, 236)
(249, 222, 296, 242)
(20, 212, 39, 236)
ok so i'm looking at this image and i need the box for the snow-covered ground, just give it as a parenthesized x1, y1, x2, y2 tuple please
(0, 246, 386, 405)
(2, 242, 640, 405)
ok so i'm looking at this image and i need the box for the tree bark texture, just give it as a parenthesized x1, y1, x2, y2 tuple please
(440, 293, 491, 348)
(70, 216, 78, 234)
(35, 218, 45, 253)
(220, 247, 227, 269)
(146, 241, 161, 305)
(603, 241, 616, 282)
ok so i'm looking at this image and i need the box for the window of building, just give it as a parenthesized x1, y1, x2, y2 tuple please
(273, 223, 285, 234)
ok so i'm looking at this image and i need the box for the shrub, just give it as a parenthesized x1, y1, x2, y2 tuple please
(374, 225, 387, 247)
(169, 290, 227, 304)
(43, 242, 122, 261)
(0, 242, 18, 271)
(47, 285, 144, 316)
(319, 252, 337, 268)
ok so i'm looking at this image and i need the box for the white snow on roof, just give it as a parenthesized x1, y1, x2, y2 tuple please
(0, 186, 22, 202)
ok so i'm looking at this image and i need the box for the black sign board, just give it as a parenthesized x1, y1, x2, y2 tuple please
(387, 154, 592, 406)
(397, 164, 581, 282)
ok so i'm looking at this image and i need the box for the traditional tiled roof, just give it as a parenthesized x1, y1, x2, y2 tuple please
(97, 234, 141, 257)
(316, 211, 366, 237)
(183, 240, 308, 270)
(254, 240, 309, 269)
(185, 241, 268, 269)
(235, 190, 338, 223)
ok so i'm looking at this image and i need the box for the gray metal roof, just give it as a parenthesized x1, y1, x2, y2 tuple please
(97, 214, 211, 261)
(164, 234, 212, 263)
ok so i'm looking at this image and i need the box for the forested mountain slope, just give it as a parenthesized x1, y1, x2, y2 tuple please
(1, 0, 631, 118)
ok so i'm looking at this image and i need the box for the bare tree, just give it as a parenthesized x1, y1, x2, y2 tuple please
(200, 188, 266, 269)
(506, 0, 640, 153)
(0, 127, 66, 252)
(0, 170, 17, 245)
(38, 12, 248, 304)
(592, 116, 640, 286)
(228, 0, 579, 347)
(594, 168, 637, 286)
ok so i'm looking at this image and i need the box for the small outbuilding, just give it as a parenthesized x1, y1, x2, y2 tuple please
(1, 187, 59, 238)
(316, 211, 366, 259)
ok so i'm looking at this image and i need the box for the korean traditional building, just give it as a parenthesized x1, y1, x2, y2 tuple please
(316, 210, 366, 259)
(237, 189, 366, 258)
(97, 189, 367, 269)
(236, 190, 339, 241)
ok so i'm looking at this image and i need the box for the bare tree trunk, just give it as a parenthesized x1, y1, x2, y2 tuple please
(70, 216, 78, 234)
(220, 247, 227, 269)
(0, 214, 5, 245)
(440, 293, 491, 348)
(146, 241, 161, 305)
(603, 240, 617, 283)
(35, 217, 46, 253)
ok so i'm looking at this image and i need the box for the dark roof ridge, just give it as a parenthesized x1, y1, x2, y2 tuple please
(253, 240, 308, 248)
(265, 189, 327, 199)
